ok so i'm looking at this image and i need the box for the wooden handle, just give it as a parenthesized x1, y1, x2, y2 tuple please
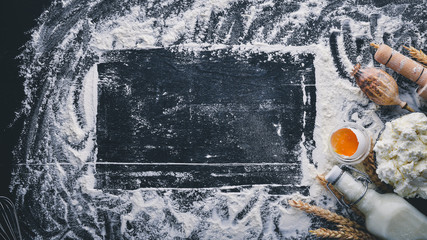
(399, 101, 415, 112)
(373, 44, 427, 88)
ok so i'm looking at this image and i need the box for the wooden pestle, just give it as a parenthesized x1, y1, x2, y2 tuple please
(371, 43, 427, 100)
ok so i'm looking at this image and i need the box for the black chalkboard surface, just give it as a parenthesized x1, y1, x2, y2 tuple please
(3, 0, 427, 239)
(96, 49, 316, 189)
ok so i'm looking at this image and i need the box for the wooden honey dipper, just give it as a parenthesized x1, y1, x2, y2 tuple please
(371, 43, 427, 100)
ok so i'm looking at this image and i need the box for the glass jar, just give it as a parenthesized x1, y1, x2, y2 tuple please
(328, 123, 371, 165)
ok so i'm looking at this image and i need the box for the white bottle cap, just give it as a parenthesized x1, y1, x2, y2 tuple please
(325, 166, 344, 184)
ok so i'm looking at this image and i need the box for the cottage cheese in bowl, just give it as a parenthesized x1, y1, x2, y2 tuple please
(374, 113, 427, 199)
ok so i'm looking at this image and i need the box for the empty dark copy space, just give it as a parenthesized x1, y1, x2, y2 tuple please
(96, 49, 316, 189)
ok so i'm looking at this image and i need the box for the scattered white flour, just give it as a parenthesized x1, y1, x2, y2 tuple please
(11, 0, 426, 239)
(374, 113, 427, 199)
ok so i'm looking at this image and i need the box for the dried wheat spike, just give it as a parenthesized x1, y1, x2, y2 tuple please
(310, 228, 357, 239)
(316, 175, 364, 217)
(370, 43, 380, 49)
(362, 150, 393, 193)
(288, 200, 364, 229)
(338, 225, 377, 240)
(404, 46, 427, 66)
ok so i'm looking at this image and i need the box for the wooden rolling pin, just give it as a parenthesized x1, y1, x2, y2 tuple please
(371, 43, 427, 100)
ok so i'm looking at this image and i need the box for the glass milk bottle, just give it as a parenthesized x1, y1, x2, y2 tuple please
(326, 165, 427, 240)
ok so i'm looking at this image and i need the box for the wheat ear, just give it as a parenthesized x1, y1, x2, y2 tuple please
(288, 200, 364, 229)
(309, 228, 358, 239)
(404, 46, 427, 66)
(370, 43, 380, 49)
(337, 225, 377, 240)
(316, 175, 364, 217)
(362, 150, 393, 193)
